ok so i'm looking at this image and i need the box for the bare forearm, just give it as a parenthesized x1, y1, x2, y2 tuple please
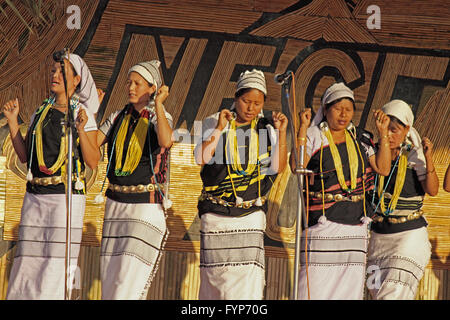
(374, 140, 391, 176)
(372, 111, 391, 176)
(423, 155, 439, 196)
(78, 130, 100, 169)
(194, 129, 222, 165)
(8, 119, 27, 163)
(96, 130, 107, 148)
(270, 130, 288, 173)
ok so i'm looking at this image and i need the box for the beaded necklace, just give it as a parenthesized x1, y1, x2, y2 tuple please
(35, 98, 68, 175)
(114, 106, 150, 176)
(94, 104, 172, 209)
(374, 145, 411, 215)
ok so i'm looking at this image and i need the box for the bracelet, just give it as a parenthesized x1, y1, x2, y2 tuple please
(380, 135, 388, 140)
(297, 137, 306, 142)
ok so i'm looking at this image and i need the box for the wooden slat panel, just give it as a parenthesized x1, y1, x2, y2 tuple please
(254, 0, 301, 13)
(3, 170, 26, 241)
(159, 36, 186, 69)
(416, 267, 450, 300)
(0, 0, 448, 301)
(300, 0, 353, 18)
(0, 1, 99, 91)
(165, 143, 202, 251)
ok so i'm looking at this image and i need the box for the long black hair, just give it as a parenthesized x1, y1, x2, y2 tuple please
(324, 97, 355, 111)
(321, 97, 355, 123)
(387, 115, 407, 128)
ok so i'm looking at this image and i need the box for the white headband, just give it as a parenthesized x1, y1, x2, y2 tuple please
(381, 99, 414, 127)
(231, 69, 266, 118)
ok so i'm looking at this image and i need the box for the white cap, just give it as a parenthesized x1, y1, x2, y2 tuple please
(64, 53, 100, 114)
(236, 69, 267, 96)
(128, 60, 162, 91)
(312, 82, 354, 126)
(381, 99, 414, 127)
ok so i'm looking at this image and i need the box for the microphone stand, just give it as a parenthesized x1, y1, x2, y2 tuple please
(59, 50, 75, 300)
(279, 76, 312, 300)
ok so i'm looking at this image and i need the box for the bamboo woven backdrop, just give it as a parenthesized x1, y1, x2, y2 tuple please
(0, 0, 99, 124)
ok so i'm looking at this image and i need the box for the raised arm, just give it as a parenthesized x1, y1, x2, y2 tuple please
(290, 108, 311, 173)
(154, 85, 173, 149)
(194, 109, 233, 165)
(444, 164, 450, 192)
(270, 111, 288, 173)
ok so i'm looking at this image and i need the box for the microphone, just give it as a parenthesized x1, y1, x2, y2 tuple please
(274, 71, 293, 85)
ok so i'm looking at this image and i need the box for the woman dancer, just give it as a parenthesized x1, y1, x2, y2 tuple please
(367, 99, 439, 300)
(97, 60, 173, 300)
(194, 69, 288, 299)
(444, 164, 450, 192)
(3, 52, 100, 299)
(291, 82, 391, 299)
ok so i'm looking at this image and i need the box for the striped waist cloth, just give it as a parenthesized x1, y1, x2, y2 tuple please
(372, 194, 423, 212)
